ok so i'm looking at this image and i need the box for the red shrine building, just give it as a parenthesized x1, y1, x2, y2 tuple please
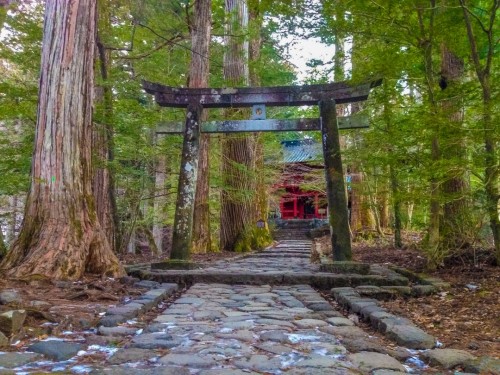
(273, 139, 328, 220)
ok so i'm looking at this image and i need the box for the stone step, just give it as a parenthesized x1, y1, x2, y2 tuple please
(128, 268, 410, 290)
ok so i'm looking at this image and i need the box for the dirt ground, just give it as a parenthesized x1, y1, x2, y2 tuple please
(0, 236, 498, 360)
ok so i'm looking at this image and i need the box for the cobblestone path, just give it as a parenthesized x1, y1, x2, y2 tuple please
(91, 240, 419, 374)
(0, 240, 441, 374)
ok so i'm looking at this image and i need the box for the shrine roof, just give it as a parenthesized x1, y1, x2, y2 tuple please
(282, 139, 323, 164)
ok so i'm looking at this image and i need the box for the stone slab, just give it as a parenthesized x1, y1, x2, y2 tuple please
(0, 352, 42, 368)
(28, 340, 84, 361)
(349, 352, 406, 372)
(385, 324, 435, 349)
(421, 349, 476, 369)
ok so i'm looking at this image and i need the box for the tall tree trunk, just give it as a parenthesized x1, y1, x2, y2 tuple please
(93, 26, 117, 252)
(439, 44, 471, 249)
(379, 186, 390, 229)
(390, 164, 403, 248)
(191, 0, 212, 254)
(6, 196, 18, 244)
(416, 2, 441, 267)
(248, 0, 271, 246)
(349, 170, 363, 232)
(459, 0, 500, 264)
(220, 0, 257, 251)
(0, 0, 13, 257)
(0, 0, 124, 280)
(382, 84, 403, 248)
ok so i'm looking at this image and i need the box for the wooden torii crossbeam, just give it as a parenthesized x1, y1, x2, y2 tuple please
(143, 79, 381, 263)
(143, 80, 380, 108)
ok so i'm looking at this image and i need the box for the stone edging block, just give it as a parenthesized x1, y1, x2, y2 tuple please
(98, 283, 179, 328)
(331, 287, 436, 350)
(389, 266, 451, 294)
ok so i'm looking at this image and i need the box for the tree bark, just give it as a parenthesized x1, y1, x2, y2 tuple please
(390, 164, 403, 248)
(439, 44, 471, 249)
(93, 26, 117, 252)
(0, 0, 15, 254)
(0, 227, 6, 258)
(382, 83, 403, 248)
(220, 0, 257, 251)
(416, 2, 441, 266)
(0, 0, 124, 280)
(248, 0, 271, 244)
(191, 0, 212, 254)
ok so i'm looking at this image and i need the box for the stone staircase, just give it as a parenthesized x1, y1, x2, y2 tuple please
(272, 219, 314, 241)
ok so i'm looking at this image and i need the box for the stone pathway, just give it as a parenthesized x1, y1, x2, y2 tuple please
(129, 240, 408, 288)
(98, 282, 413, 374)
(0, 239, 493, 374)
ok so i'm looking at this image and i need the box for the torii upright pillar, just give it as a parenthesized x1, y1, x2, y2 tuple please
(320, 99, 352, 261)
(170, 102, 203, 260)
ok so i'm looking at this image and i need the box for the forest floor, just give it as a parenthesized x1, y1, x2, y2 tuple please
(317, 233, 500, 358)
(0, 235, 498, 360)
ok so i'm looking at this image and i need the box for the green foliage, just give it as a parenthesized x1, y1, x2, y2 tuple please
(0, 0, 497, 265)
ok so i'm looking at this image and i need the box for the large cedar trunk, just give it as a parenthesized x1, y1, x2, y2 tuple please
(248, 0, 270, 235)
(219, 0, 257, 251)
(92, 1, 118, 252)
(191, 0, 212, 254)
(415, 3, 441, 263)
(0, 0, 124, 280)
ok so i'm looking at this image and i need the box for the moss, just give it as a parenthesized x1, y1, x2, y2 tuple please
(234, 225, 273, 253)
(68, 203, 84, 241)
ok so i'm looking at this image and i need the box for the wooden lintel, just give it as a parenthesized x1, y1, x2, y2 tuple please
(156, 115, 368, 134)
(143, 79, 382, 108)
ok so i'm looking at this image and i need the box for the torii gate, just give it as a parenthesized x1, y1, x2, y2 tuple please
(143, 79, 381, 264)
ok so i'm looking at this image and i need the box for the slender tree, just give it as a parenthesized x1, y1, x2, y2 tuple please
(459, 0, 499, 264)
(0, 0, 124, 279)
(0, 0, 13, 257)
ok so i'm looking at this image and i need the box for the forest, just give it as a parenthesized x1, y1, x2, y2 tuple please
(0, 0, 498, 278)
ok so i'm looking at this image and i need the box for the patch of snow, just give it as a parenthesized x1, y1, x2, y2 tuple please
(405, 356, 428, 373)
(286, 334, 320, 343)
(71, 365, 92, 373)
(87, 344, 119, 356)
(280, 352, 306, 367)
